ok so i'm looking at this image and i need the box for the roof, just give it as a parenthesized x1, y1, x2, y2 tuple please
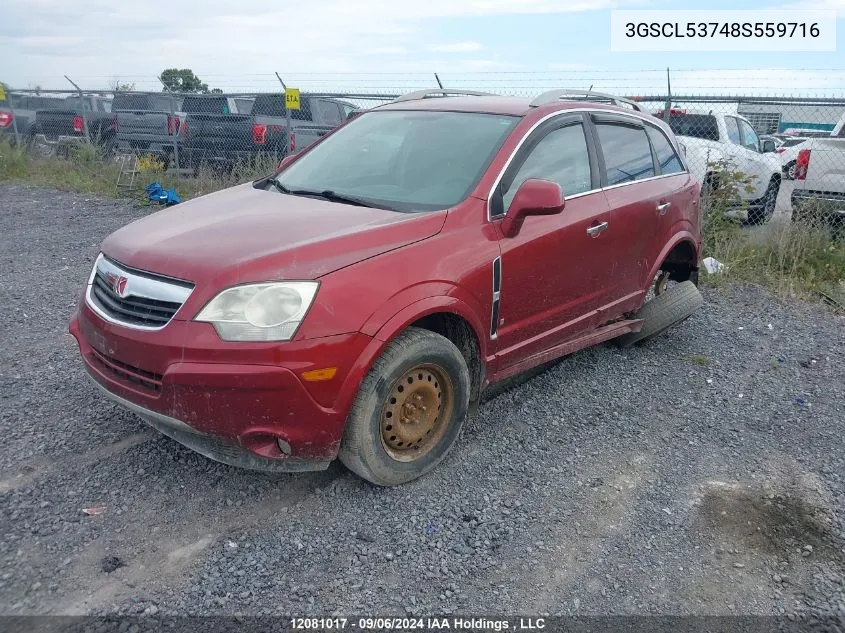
(376, 95, 534, 116)
(375, 95, 663, 122)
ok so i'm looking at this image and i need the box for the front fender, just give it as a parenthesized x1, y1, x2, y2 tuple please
(330, 290, 491, 422)
(362, 283, 488, 352)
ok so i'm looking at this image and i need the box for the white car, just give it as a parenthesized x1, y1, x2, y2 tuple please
(658, 108, 783, 224)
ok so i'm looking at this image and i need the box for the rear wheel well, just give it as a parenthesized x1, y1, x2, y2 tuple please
(409, 312, 484, 403)
(660, 240, 698, 284)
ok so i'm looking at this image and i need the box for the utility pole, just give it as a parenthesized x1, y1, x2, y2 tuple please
(275, 72, 293, 156)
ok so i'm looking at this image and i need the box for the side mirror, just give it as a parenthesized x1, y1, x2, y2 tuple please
(500, 178, 565, 238)
(761, 139, 776, 153)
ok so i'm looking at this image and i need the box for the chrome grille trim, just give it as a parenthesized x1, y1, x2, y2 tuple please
(85, 253, 195, 331)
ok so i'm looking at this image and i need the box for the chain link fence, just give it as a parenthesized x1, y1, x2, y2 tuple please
(1, 76, 843, 235)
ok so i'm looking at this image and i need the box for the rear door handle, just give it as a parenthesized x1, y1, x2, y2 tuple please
(586, 221, 609, 237)
(657, 201, 672, 215)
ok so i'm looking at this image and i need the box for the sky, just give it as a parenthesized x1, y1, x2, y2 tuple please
(3, 0, 845, 99)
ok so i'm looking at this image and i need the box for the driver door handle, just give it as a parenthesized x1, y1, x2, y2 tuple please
(586, 221, 609, 237)
(657, 201, 672, 215)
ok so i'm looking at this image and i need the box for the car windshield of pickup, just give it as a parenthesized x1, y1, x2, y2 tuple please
(664, 114, 720, 141)
(273, 110, 519, 212)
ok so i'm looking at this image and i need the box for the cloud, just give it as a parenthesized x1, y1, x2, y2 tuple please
(2, 0, 634, 88)
(427, 41, 485, 53)
(767, 0, 845, 16)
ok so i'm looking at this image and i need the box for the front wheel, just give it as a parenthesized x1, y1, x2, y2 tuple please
(338, 327, 471, 486)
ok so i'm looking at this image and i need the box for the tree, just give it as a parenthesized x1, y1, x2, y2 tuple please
(109, 78, 136, 92)
(159, 68, 209, 93)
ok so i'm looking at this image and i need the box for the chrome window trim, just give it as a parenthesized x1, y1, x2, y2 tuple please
(85, 253, 194, 331)
(486, 107, 690, 221)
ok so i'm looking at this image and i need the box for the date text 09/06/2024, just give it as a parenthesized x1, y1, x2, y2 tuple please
(290, 617, 548, 630)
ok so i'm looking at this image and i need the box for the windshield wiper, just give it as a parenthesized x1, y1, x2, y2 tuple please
(266, 178, 292, 194)
(284, 188, 384, 209)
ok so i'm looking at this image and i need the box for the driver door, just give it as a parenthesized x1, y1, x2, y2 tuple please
(490, 113, 616, 371)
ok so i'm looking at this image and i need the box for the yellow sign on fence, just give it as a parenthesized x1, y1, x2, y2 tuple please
(0, 84, 6, 101)
(285, 88, 300, 110)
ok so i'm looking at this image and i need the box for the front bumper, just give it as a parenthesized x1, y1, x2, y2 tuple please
(69, 301, 373, 472)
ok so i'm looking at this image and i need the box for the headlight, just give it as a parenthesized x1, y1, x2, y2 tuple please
(194, 281, 318, 342)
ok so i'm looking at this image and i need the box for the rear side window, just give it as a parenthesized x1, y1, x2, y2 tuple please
(595, 123, 655, 185)
(316, 100, 342, 126)
(501, 123, 593, 212)
(183, 97, 229, 114)
(645, 126, 684, 175)
(664, 114, 719, 141)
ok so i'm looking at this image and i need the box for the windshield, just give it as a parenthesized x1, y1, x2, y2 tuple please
(275, 110, 519, 212)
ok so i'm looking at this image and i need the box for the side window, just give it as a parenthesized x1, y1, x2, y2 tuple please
(645, 126, 684, 175)
(500, 123, 592, 213)
(738, 119, 760, 152)
(595, 122, 655, 185)
(316, 100, 342, 126)
(725, 117, 741, 145)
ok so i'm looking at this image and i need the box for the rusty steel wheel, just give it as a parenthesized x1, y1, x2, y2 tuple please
(338, 327, 471, 487)
(380, 364, 454, 462)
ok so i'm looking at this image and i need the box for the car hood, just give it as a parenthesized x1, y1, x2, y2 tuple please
(101, 182, 447, 285)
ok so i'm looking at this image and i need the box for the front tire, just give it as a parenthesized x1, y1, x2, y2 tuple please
(339, 327, 471, 486)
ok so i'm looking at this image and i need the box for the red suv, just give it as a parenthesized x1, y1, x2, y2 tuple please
(69, 89, 703, 486)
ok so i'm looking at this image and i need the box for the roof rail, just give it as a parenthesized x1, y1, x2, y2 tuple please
(529, 89, 645, 112)
(392, 88, 499, 103)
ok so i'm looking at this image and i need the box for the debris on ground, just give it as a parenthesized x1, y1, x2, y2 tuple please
(703, 256, 726, 274)
(101, 556, 124, 573)
(145, 182, 181, 206)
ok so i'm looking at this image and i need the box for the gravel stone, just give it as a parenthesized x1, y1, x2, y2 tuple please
(0, 183, 843, 620)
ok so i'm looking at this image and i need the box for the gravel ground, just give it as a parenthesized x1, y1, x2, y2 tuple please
(0, 182, 843, 622)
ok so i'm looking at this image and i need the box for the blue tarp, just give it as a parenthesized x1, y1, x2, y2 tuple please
(145, 182, 181, 206)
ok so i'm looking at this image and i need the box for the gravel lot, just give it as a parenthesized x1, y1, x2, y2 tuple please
(0, 182, 843, 622)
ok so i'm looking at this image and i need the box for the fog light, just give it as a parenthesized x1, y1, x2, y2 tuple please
(277, 438, 292, 456)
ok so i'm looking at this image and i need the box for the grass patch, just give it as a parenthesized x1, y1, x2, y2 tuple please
(0, 138, 277, 202)
(699, 162, 845, 302)
(686, 354, 711, 367)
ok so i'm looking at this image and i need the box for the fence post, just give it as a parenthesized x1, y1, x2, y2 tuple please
(275, 72, 292, 156)
(158, 76, 181, 172)
(64, 75, 91, 145)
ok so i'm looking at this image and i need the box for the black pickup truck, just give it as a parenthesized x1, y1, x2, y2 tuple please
(182, 93, 357, 171)
(31, 95, 116, 156)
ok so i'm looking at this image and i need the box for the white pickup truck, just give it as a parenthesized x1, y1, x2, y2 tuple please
(658, 108, 783, 224)
(791, 113, 845, 231)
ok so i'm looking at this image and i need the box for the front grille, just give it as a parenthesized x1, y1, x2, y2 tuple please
(90, 347, 163, 394)
(85, 254, 194, 329)
(91, 270, 181, 327)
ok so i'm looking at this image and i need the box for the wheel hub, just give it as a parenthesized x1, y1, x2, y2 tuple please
(380, 365, 451, 460)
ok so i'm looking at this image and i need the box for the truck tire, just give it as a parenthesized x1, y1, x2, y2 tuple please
(747, 176, 779, 225)
(615, 280, 704, 349)
(338, 327, 471, 487)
